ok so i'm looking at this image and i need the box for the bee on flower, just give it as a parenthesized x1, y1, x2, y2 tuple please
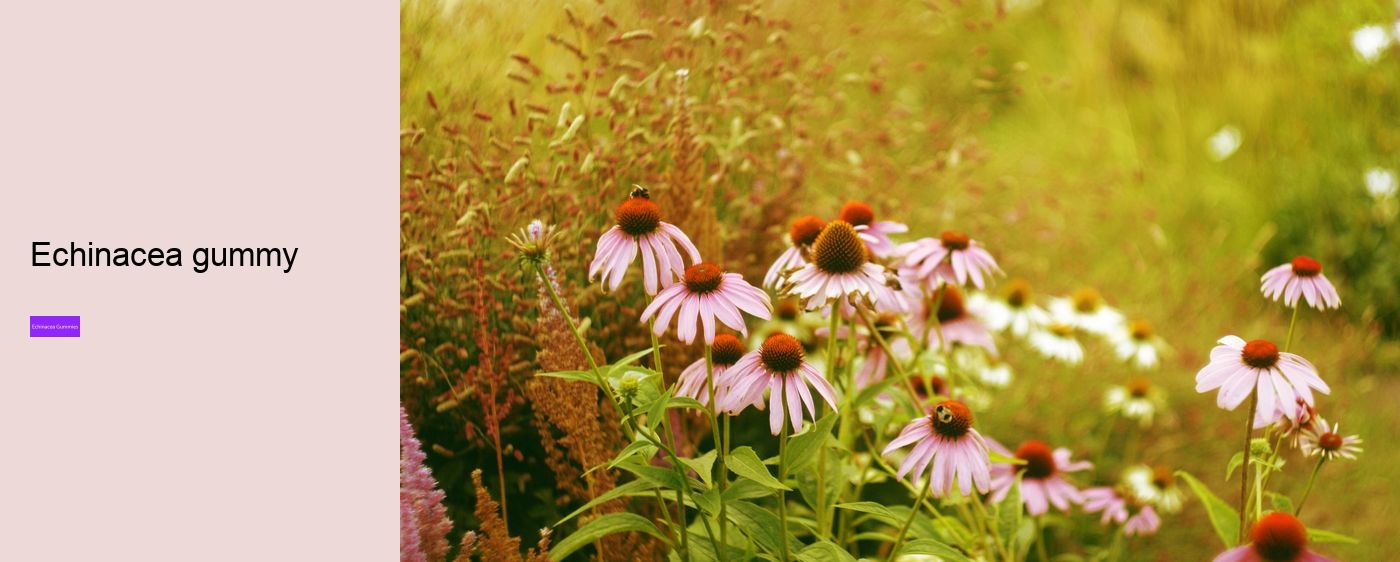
(589, 187, 702, 295)
(882, 401, 992, 497)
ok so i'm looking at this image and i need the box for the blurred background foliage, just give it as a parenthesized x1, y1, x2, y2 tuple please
(401, 0, 1399, 559)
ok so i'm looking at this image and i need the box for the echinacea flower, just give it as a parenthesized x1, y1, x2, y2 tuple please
(1255, 398, 1318, 445)
(719, 332, 838, 434)
(676, 334, 747, 406)
(589, 190, 702, 295)
(970, 278, 1048, 337)
(1027, 322, 1084, 365)
(909, 285, 998, 357)
(1260, 256, 1341, 310)
(1213, 512, 1335, 562)
(1082, 487, 1161, 536)
(1195, 336, 1330, 421)
(1104, 377, 1166, 428)
(1109, 319, 1168, 369)
(786, 221, 888, 310)
(1047, 288, 1123, 336)
(903, 230, 1003, 290)
(854, 314, 913, 389)
(1123, 465, 1185, 514)
(641, 263, 772, 345)
(1299, 418, 1363, 461)
(839, 200, 908, 258)
(764, 215, 825, 290)
(881, 400, 992, 497)
(987, 439, 1092, 516)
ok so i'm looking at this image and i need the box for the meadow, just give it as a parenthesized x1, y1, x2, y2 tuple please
(400, 1, 1400, 560)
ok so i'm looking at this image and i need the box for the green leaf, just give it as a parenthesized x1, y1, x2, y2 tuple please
(902, 538, 974, 562)
(1307, 528, 1360, 544)
(988, 450, 1028, 465)
(835, 502, 902, 526)
(643, 384, 672, 431)
(729, 446, 790, 490)
(536, 368, 602, 385)
(606, 346, 658, 376)
(796, 540, 857, 562)
(722, 478, 774, 502)
(850, 374, 900, 409)
(550, 512, 667, 560)
(667, 396, 708, 411)
(727, 500, 792, 555)
(607, 439, 659, 470)
(1177, 470, 1239, 548)
(996, 476, 1022, 554)
(615, 458, 687, 491)
(1266, 492, 1294, 515)
(681, 450, 717, 487)
(692, 488, 721, 516)
(1226, 452, 1245, 481)
(557, 479, 659, 525)
(782, 413, 838, 473)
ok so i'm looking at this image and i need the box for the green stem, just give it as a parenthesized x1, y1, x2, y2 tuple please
(1284, 304, 1301, 352)
(705, 345, 730, 562)
(1239, 389, 1258, 544)
(778, 380, 792, 562)
(1108, 529, 1124, 562)
(1295, 457, 1326, 517)
(1035, 516, 1050, 562)
(888, 482, 932, 560)
(969, 493, 1007, 561)
(820, 310, 841, 540)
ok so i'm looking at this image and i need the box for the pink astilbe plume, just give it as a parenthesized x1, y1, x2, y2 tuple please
(402, 406, 453, 562)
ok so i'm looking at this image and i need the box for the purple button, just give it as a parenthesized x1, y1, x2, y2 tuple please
(31, 316, 80, 337)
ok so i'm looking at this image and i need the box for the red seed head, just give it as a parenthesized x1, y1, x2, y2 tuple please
(789, 215, 826, 246)
(759, 333, 805, 373)
(1290, 256, 1322, 277)
(931, 400, 974, 438)
(684, 263, 724, 293)
(615, 197, 662, 236)
(1318, 432, 1344, 452)
(1241, 339, 1280, 369)
(940, 230, 971, 250)
(935, 286, 967, 323)
(810, 221, 867, 274)
(711, 334, 746, 366)
(1014, 440, 1056, 479)
(1250, 512, 1308, 561)
(838, 200, 876, 227)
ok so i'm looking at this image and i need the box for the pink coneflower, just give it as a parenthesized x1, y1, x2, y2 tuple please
(589, 190, 702, 295)
(854, 314, 913, 389)
(839, 200, 908, 258)
(1299, 418, 1363, 461)
(903, 230, 1003, 290)
(881, 400, 992, 497)
(641, 262, 772, 345)
(1081, 487, 1161, 536)
(987, 439, 1092, 516)
(1260, 256, 1341, 310)
(719, 333, 838, 434)
(908, 285, 998, 357)
(676, 334, 746, 406)
(787, 221, 888, 310)
(764, 215, 825, 290)
(1253, 397, 1317, 445)
(1195, 336, 1330, 421)
(1213, 512, 1335, 562)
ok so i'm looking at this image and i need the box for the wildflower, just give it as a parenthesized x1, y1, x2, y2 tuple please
(786, 221, 888, 310)
(970, 278, 1048, 337)
(838, 200, 908, 258)
(764, 215, 825, 290)
(1048, 288, 1124, 336)
(903, 230, 1003, 290)
(676, 334, 746, 406)
(641, 262, 772, 344)
(1123, 465, 1185, 514)
(909, 285, 998, 357)
(1104, 377, 1166, 427)
(1109, 319, 1168, 369)
(402, 407, 452, 562)
(881, 400, 992, 496)
(1351, 24, 1392, 63)
(1082, 487, 1161, 536)
(853, 313, 914, 389)
(1365, 167, 1397, 199)
(1299, 418, 1363, 461)
(987, 439, 1092, 516)
(1256, 398, 1318, 446)
(1027, 322, 1083, 365)
(1260, 256, 1341, 310)
(720, 332, 838, 434)
(1213, 512, 1336, 562)
(1195, 336, 1330, 421)
(589, 189, 702, 295)
(505, 219, 557, 265)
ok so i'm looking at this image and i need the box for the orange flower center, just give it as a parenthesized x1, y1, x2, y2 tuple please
(1015, 440, 1056, 479)
(1129, 319, 1153, 340)
(935, 286, 966, 323)
(1290, 256, 1322, 277)
(1004, 278, 1032, 307)
(1250, 512, 1307, 562)
(1241, 339, 1280, 369)
(711, 334, 747, 366)
(1127, 376, 1153, 398)
(931, 400, 973, 438)
(1072, 288, 1102, 313)
(810, 221, 867, 274)
(940, 230, 970, 250)
(1318, 432, 1343, 451)
(789, 215, 826, 246)
(1150, 466, 1174, 490)
(759, 332, 805, 373)
(615, 197, 662, 236)
(838, 200, 875, 227)
(684, 263, 724, 293)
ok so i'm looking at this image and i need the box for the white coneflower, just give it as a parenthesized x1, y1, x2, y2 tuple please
(1104, 377, 1166, 427)
(1299, 418, 1363, 461)
(1123, 465, 1185, 514)
(1109, 319, 1168, 369)
(1048, 288, 1123, 337)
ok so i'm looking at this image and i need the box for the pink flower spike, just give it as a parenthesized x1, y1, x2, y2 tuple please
(881, 401, 992, 497)
(716, 333, 838, 434)
(1260, 256, 1341, 310)
(641, 263, 772, 345)
(1195, 336, 1329, 421)
(588, 194, 702, 295)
